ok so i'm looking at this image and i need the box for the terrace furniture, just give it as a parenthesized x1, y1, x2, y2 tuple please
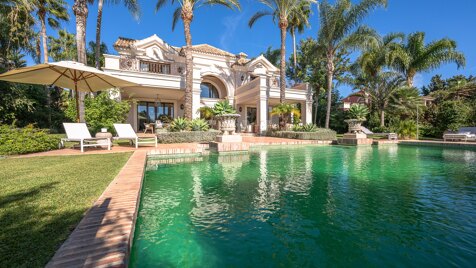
(443, 127, 476, 142)
(143, 123, 154, 134)
(61, 123, 111, 152)
(361, 126, 398, 140)
(95, 131, 113, 148)
(114, 123, 157, 148)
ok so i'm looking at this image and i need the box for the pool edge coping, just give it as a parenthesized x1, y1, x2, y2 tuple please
(46, 150, 147, 268)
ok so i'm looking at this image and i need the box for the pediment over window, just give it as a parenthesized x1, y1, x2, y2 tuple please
(246, 55, 279, 74)
(113, 34, 178, 61)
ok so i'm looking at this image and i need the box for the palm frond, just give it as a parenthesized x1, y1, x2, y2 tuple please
(248, 10, 272, 28)
(172, 7, 182, 31)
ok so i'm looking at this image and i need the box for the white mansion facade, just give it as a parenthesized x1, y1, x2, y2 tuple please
(103, 34, 313, 133)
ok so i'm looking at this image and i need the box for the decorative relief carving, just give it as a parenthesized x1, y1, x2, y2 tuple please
(119, 56, 138, 71)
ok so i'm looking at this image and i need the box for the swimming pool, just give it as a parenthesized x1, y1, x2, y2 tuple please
(129, 145, 476, 267)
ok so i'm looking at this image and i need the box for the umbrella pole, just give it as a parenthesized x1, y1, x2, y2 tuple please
(75, 82, 80, 122)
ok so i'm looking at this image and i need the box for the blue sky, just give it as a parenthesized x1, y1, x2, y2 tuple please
(39, 0, 476, 96)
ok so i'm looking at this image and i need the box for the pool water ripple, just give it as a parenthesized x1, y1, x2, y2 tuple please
(130, 145, 476, 267)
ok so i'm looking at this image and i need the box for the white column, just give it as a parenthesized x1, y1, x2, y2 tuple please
(302, 101, 313, 124)
(191, 68, 202, 119)
(304, 82, 313, 124)
(257, 75, 268, 134)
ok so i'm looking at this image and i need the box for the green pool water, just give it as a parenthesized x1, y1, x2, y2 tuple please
(129, 145, 476, 267)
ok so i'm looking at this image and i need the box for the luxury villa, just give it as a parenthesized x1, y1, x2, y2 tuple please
(103, 34, 313, 133)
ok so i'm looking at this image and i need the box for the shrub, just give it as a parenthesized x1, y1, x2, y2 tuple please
(267, 128, 336, 140)
(347, 104, 369, 120)
(292, 124, 318, 132)
(169, 117, 189, 132)
(156, 130, 220, 144)
(65, 92, 130, 134)
(397, 120, 417, 139)
(189, 118, 209, 131)
(212, 100, 236, 115)
(0, 124, 61, 155)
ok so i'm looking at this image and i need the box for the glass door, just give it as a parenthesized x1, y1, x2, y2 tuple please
(137, 102, 175, 131)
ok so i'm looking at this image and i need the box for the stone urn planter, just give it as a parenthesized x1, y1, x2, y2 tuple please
(215, 114, 240, 135)
(344, 119, 365, 134)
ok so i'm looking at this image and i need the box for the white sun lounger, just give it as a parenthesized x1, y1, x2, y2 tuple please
(61, 123, 111, 152)
(113, 123, 157, 148)
(443, 127, 476, 142)
(361, 126, 398, 140)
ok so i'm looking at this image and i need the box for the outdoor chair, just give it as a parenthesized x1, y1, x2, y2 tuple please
(361, 126, 398, 140)
(143, 123, 154, 134)
(61, 123, 111, 152)
(443, 127, 476, 142)
(114, 123, 157, 148)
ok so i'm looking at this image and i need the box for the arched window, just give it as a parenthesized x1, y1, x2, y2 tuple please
(200, 82, 219, 98)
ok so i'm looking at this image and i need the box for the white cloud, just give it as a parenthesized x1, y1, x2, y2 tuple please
(219, 11, 246, 51)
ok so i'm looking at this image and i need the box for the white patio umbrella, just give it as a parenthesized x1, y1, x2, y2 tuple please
(0, 61, 137, 122)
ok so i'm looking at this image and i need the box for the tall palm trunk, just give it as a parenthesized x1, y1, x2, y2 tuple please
(95, 0, 103, 69)
(279, 22, 287, 103)
(325, 51, 334, 129)
(278, 19, 287, 130)
(314, 86, 320, 125)
(182, 3, 193, 120)
(39, 11, 52, 126)
(291, 27, 297, 68)
(380, 109, 385, 127)
(73, 0, 88, 122)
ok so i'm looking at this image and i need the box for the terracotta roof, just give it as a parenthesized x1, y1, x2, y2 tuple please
(113, 37, 137, 49)
(182, 44, 236, 57)
(342, 91, 366, 103)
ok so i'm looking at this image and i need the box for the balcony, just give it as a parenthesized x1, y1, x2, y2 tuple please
(139, 61, 171, 74)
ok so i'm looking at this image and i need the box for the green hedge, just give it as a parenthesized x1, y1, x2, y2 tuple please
(156, 130, 220, 144)
(0, 125, 61, 155)
(266, 129, 337, 140)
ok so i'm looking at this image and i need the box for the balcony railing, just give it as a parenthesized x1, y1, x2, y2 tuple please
(139, 61, 171, 74)
(118, 56, 179, 75)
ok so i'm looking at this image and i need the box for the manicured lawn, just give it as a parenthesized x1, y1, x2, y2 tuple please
(0, 153, 132, 267)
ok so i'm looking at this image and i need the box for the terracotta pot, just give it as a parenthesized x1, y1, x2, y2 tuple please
(215, 114, 240, 135)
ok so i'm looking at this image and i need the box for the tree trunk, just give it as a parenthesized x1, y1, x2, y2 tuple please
(182, 5, 193, 120)
(406, 75, 414, 87)
(314, 86, 320, 125)
(40, 12, 52, 126)
(292, 28, 297, 69)
(73, 0, 88, 122)
(279, 24, 286, 103)
(325, 51, 334, 129)
(40, 13, 48, 63)
(95, 0, 103, 69)
(380, 109, 385, 127)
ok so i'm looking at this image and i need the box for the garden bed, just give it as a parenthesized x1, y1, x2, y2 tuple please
(156, 130, 221, 144)
(266, 129, 337, 141)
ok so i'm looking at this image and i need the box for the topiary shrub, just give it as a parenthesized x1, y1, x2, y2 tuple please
(0, 124, 61, 155)
(267, 128, 337, 140)
(156, 130, 220, 144)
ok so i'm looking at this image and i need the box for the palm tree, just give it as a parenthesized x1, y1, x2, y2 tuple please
(48, 29, 77, 61)
(249, 0, 316, 104)
(262, 46, 281, 67)
(392, 32, 466, 87)
(72, 0, 92, 122)
(354, 71, 406, 127)
(271, 103, 301, 129)
(31, 0, 69, 64)
(94, 0, 139, 69)
(317, 0, 387, 129)
(357, 32, 406, 78)
(156, 0, 240, 120)
(287, 1, 311, 69)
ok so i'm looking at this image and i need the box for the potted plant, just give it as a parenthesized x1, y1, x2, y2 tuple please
(345, 104, 369, 133)
(212, 100, 240, 135)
